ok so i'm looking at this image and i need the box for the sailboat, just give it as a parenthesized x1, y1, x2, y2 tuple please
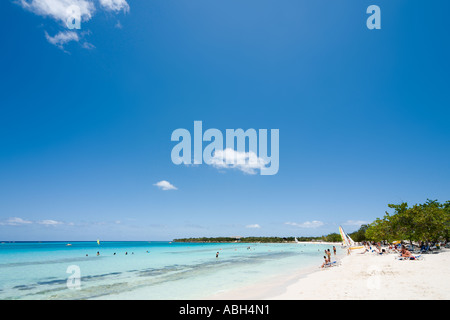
(339, 226, 365, 253)
(97, 239, 100, 245)
(294, 237, 300, 244)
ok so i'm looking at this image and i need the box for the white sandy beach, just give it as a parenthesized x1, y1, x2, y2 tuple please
(209, 248, 450, 300)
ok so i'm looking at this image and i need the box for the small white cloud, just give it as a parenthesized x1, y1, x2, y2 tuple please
(37, 219, 64, 226)
(81, 41, 95, 49)
(99, 0, 130, 13)
(285, 221, 324, 228)
(0, 217, 33, 226)
(45, 30, 79, 49)
(245, 224, 261, 229)
(210, 148, 269, 175)
(154, 180, 177, 191)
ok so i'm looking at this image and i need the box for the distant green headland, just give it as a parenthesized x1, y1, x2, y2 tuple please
(172, 236, 339, 243)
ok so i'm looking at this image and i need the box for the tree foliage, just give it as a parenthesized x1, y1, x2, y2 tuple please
(348, 224, 369, 242)
(365, 200, 450, 242)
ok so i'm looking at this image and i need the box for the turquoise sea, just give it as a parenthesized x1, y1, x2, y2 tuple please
(0, 241, 341, 300)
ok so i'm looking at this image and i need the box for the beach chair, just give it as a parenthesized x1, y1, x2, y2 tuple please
(420, 245, 431, 254)
(429, 245, 440, 253)
(322, 260, 341, 269)
(411, 246, 422, 254)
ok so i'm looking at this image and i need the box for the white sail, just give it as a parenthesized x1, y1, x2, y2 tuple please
(339, 226, 350, 246)
(339, 226, 364, 253)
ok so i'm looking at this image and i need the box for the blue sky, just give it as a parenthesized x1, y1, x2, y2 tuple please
(0, 0, 449, 241)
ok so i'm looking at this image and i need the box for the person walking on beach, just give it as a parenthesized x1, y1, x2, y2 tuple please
(327, 249, 331, 262)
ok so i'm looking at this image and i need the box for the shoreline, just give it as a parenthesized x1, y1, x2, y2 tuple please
(208, 248, 450, 300)
(206, 244, 345, 300)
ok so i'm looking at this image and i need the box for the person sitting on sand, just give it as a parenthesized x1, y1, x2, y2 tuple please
(321, 256, 329, 268)
(400, 247, 414, 258)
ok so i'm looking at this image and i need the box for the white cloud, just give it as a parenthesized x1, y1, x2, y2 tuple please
(0, 217, 73, 226)
(99, 0, 129, 13)
(17, 0, 96, 24)
(15, 0, 130, 49)
(0, 217, 33, 226)
(210, 148, 269, 175)
(154, 180, 178, 191)
(45, 30, 79, 49)
(81, 41, 95, 49)
(37, 219, 64, 226)
(245, 224, 261, 229)
(285, 220, 324, 228)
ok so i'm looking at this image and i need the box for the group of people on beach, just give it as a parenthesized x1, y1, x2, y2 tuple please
(361, 240, 447, 260)
(319, 241, 422, 268)
(320, 246, 337, 268)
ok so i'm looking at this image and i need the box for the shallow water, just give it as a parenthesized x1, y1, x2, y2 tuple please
(0, 241, 340, 299)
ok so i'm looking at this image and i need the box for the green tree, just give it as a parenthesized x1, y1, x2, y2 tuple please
(366, 200, 450, 243)
(322, 233, 341, 242)
(365, 214, 396, 242)
(349, 224, 369, 242)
